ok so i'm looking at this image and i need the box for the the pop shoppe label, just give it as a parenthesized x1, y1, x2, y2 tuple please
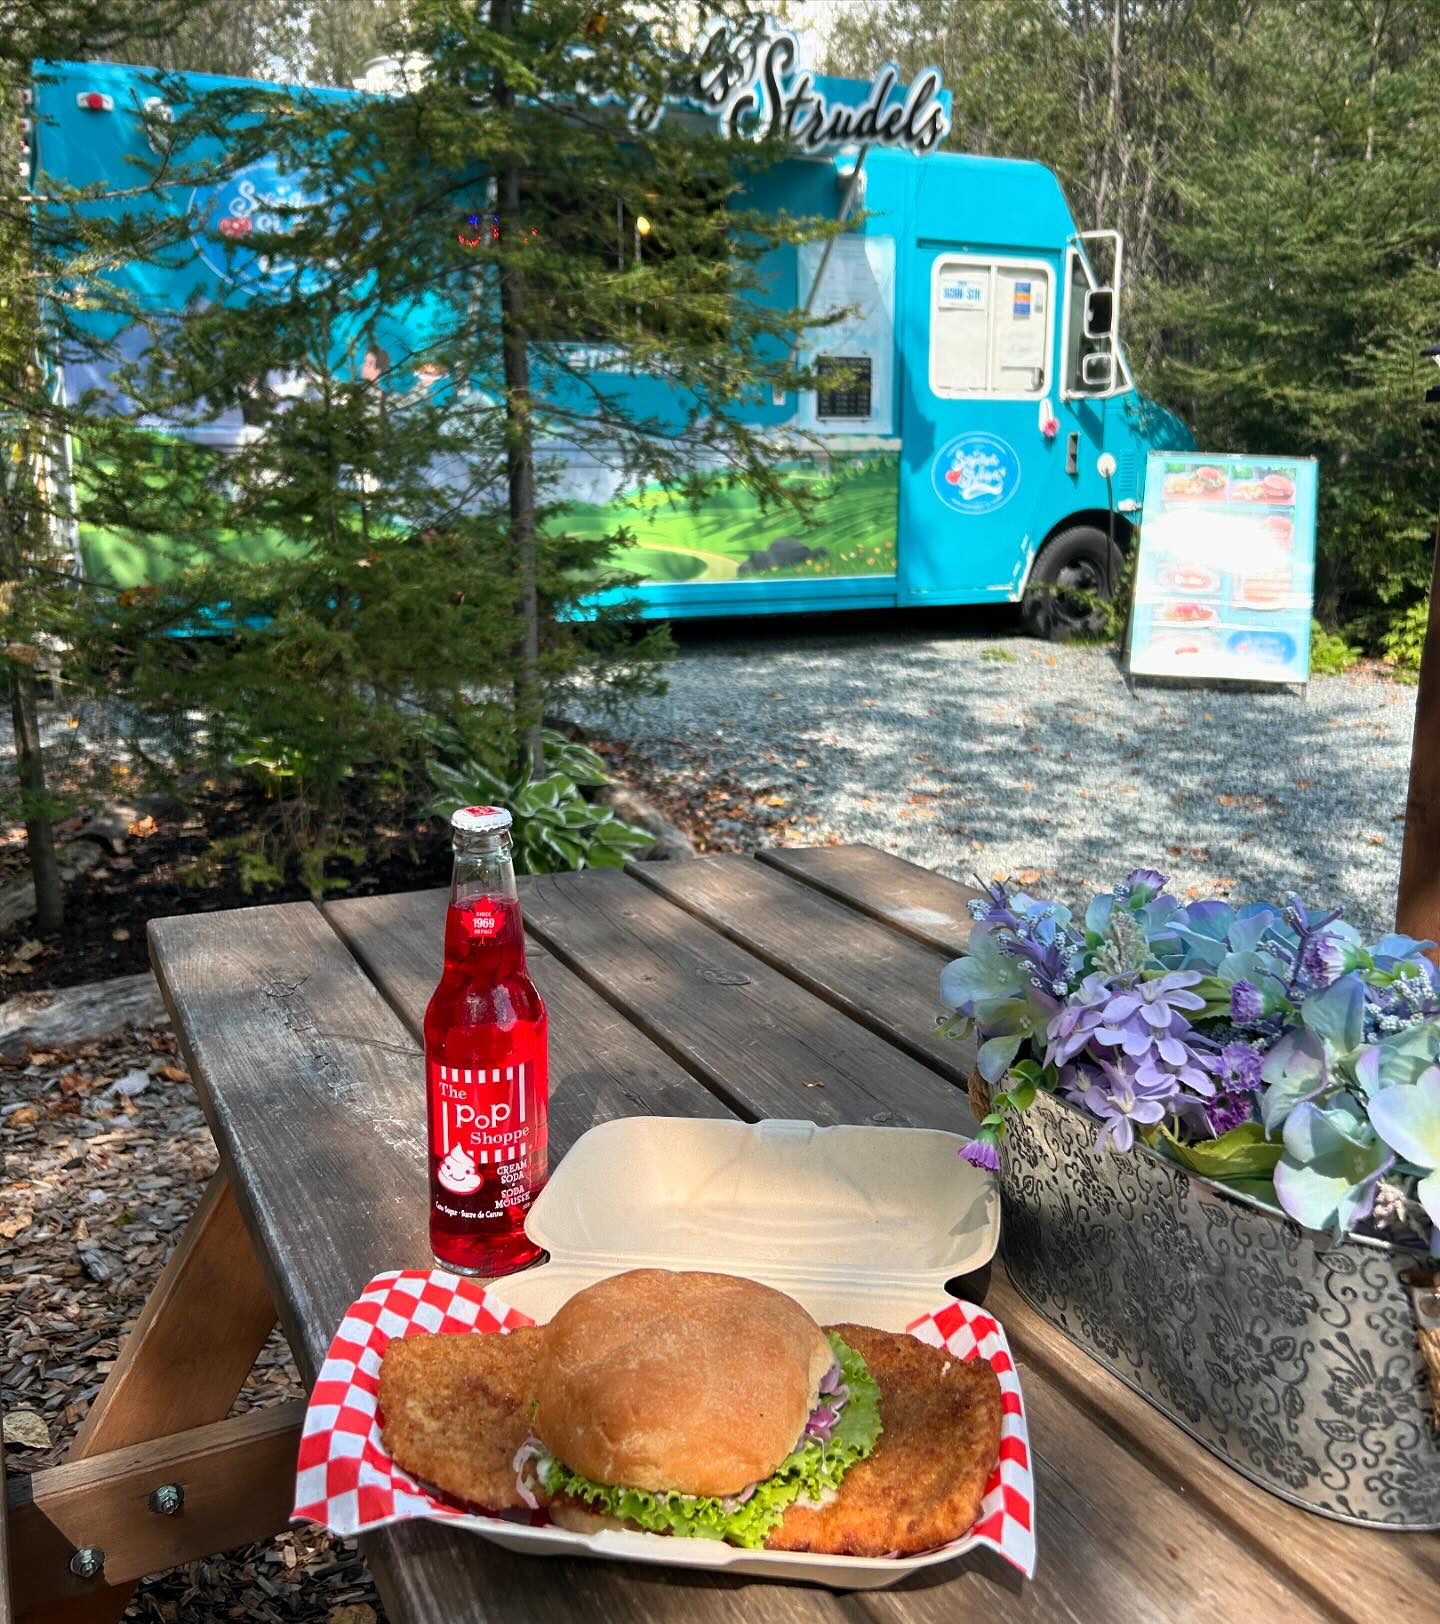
(292, 1269, 1037, 1582)
(428, 1058, 543, 1216)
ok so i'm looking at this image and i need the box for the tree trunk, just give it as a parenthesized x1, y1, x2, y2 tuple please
(8, 660, 63, 934)
(490, 0, 546, 783)
(1396, 514, 1440, 963)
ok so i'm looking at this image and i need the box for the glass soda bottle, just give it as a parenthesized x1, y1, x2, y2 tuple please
(424, 805, 548, 1275)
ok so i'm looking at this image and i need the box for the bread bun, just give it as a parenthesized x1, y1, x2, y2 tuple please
(548, 1501, 639, 1536)
(535, 1269, 833, 1498)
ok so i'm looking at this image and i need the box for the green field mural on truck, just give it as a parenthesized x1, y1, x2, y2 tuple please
(570, 453, 899, 586)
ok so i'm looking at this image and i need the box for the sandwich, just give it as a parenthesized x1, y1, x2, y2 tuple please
(379, 1267, 1003, 1556)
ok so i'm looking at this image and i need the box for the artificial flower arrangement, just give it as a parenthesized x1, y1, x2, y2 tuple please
(941, 868, 1440, 1252)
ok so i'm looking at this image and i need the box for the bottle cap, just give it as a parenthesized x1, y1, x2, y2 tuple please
(450, 804, 513, 833)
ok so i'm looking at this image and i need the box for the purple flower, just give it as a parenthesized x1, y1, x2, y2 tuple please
(1080, 1059, 1175, 1153)
(959, 1137, 1000, 1172)
(1301, 933, 1346, 988)
(1092, 970, 1207, 1059)
(1230, 979, 1265, 1024)
(1121, 868, 1167, 900)
(1136, 1044, 1217, 1099)
(1216, 1042, 1263, 1093)
(1207, 1094, 1257, 1136)
(1044, 971, 1114, 1066)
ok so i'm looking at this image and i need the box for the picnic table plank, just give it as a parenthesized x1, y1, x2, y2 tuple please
(517, 866, 971, 1132)
(323, 888, 733, 1142)
(759, 846, 980, 958)
(857, 1347, 1332, 1624)
(625, 855, 977, 1098)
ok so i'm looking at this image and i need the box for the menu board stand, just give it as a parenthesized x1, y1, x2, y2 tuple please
(1125, 453, 1318, 688)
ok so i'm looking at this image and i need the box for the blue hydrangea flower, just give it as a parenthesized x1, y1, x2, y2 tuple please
(1367, 1067, 1440, 1230)
(1273, 1098, 1395, 1236)
(1207, 1094, 1257, 1136)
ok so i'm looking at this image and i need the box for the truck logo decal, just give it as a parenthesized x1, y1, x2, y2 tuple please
(189, 156, 321, 291)
(932, 432, 1020, 516)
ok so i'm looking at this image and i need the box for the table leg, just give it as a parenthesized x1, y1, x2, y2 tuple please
(13, 1171, 282, 1622)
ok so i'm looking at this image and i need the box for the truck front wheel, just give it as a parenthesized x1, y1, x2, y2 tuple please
(1020, 524, 1123, 642)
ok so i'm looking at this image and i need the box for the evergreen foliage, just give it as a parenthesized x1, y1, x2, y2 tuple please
(58, 2, 843, 888)
(826, 0, 1440, 654)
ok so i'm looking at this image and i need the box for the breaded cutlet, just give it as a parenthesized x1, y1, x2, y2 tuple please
(378, 1326, 545, 1510)
(766, 1322, 1002, 1556)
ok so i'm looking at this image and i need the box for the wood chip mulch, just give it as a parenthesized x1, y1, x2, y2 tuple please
(1, 1021, 387, 1622)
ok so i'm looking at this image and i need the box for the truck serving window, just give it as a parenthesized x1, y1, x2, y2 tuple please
(929, 257, 1051, 399)
(815, 356, 872, 418)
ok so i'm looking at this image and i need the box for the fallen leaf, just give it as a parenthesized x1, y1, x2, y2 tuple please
(8, 1104, 40, 1126)
(1167, 845, 1183, 857)
(1018, 869, 1042, 886)
(56, 1072, 90, 1097)
(127, 814, 158, 839)
(156, 1063, 189, 1083)
(106, 1067, 152, 1098)
(1295, 779, 1311, 790)
(1217, 794, 1239, 806)
(1368, 834, 1385, 846)
(1019, 780, 1035, 793)
(0, 1213, 32, 1239)
(326, 1607, 377, 1624)
(1117, 784, 1137, 794)
(3, 1410, 51, 1449)
(14, 938, 43, 962)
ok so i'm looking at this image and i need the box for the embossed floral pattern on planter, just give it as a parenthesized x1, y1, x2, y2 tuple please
(1001, 1089, 1439, 1527)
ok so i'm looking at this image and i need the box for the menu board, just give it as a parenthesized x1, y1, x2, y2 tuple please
(1127, 452, 1318, 684)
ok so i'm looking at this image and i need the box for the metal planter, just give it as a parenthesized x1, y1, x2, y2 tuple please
(999, 1088, 1440, 1527)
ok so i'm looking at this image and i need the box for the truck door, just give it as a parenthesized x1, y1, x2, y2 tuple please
(898, 250, 1061, 602)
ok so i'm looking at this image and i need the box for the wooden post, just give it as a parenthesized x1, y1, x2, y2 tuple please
(1395, 522, 1440, 953)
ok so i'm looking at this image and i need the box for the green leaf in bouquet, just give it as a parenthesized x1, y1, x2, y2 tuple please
(1155, 1121, 1283, 1179)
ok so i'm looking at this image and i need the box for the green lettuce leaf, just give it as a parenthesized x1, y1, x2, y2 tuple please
(535, 1332, 882, 1548)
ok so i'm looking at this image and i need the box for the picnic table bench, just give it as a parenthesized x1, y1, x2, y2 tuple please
(4, 846, 1434, 1622)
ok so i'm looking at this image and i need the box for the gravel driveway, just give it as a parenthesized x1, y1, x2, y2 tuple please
(601, 617, 1416, 941)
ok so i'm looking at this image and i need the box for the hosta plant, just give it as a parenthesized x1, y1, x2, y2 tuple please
(941, 869, 1440, 1252)
(426, 726, 653, 874)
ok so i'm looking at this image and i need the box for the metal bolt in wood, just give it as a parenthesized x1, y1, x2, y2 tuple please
(149, 1481, 185, 1515)
(68, 1545, 105, 1580)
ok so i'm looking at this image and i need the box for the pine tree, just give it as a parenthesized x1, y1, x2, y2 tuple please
(2, 0, 203, 932)
(68, 2, 842, 886)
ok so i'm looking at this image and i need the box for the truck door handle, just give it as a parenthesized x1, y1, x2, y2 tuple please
(1066, 433, 1079, 475)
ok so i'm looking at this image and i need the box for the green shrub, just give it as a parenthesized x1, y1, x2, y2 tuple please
(1309, 620, 1360, 676)
(425, 724, 654, 874)
(1381, 599, 1430, 672)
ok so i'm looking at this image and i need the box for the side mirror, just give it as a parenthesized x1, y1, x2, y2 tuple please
(1083, 288, 1115, 340)
(1081, 350, 1115, 389)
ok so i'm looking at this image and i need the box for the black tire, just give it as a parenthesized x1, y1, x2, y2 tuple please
(1021, 524, 1123, 642)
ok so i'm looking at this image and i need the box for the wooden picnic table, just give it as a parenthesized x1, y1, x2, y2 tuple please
(6, 846, 1435, 1623)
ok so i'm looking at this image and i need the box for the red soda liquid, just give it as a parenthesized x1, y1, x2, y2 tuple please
(423, 892, 548, 1275)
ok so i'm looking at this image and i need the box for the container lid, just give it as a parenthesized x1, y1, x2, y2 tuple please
(499, 1116, 1000, 1330)
(451, 804, 512, 833)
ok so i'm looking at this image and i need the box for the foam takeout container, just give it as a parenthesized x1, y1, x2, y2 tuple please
(294, 1116, 1034, 1589)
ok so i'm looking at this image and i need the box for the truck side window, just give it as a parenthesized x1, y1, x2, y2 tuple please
(929, 257, 1051, 399)
(1065, 251, 1105, 396)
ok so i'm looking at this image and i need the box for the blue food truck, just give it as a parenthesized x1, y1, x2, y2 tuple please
(32, 36, 1192, 636)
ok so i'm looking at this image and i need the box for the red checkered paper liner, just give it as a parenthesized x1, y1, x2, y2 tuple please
(293, 1269, 1036, 1582)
